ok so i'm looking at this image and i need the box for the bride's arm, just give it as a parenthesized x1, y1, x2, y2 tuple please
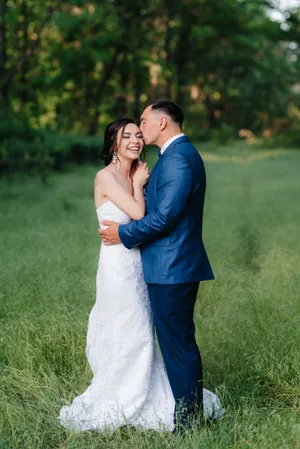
(132, 177, 146, 218)
(94, 167, 148, 220)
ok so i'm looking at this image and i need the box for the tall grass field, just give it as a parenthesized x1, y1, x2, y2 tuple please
(1, 146, 300, 449)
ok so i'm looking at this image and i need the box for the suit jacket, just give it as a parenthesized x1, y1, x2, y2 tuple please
(118, 136, 214, 284)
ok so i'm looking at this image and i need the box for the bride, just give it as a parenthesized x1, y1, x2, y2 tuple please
(59, 118, 223, 433)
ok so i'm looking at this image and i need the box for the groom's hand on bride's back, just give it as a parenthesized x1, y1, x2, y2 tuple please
(99, 221, 121, 245)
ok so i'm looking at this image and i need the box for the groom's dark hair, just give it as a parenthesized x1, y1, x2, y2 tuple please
(148, 99, 184, 128)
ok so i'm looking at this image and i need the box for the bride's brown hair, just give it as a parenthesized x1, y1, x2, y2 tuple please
(101, 118, 140, 168)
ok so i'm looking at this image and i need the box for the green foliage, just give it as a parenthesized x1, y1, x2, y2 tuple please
(210, 123, 236, 144)
(0, 111, 103, 174)
(1, 0, 299, 139)
(0, 111, 51, 173)
(0, 0, 299, 175)
(262, 105, 300, 148)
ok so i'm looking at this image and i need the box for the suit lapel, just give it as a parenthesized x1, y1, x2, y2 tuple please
(146, 136, 190, 209)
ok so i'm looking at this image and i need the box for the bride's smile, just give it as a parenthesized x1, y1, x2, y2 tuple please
(115, 124, 144, 163)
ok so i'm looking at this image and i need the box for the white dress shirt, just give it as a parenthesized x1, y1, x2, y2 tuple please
(160, 133, 185, 155)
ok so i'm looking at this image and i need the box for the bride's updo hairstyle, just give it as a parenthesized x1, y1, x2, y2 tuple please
(101, 118, 137, 166)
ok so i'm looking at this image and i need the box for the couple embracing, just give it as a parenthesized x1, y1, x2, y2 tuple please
(59, 99, 224, 433)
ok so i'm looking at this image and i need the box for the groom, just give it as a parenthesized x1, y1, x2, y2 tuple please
(100, 99, 214, 428)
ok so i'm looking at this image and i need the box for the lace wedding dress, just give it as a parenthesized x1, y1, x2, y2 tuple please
(59, 201, 224, 432)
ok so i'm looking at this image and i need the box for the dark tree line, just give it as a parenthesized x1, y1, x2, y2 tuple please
(0, 0, 299, 138)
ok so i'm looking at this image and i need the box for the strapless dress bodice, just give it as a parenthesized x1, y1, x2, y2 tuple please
(96, 201, 131, 228)
(96, 201, 139, 264)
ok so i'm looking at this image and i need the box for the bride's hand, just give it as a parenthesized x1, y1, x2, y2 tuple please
(132, 162, 150, 187)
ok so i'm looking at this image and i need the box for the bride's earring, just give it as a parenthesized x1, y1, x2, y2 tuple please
(112, 151, 117, 165)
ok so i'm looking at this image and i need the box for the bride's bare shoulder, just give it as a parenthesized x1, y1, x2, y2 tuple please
(94, 166, 116, 185)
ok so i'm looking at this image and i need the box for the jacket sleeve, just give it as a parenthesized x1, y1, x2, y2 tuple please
(119, 153, 193, 249)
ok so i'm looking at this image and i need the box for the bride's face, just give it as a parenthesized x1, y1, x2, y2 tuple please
(116, 124, 144, 162)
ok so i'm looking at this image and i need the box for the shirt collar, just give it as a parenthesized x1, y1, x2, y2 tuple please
(160, 133, 185, 155)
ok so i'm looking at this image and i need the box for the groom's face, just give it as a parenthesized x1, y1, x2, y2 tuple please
(140, 106, 160, 146)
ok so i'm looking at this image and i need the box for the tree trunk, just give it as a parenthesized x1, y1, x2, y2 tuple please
(133, 65, 142, 122)
(164, 9, 173, 98)
(88, 43, 124, 136)
(132, 10, 142, 122)
(173, 5, 193, 106)
(20, 0, 28, 104)
(0, 0, 7, 104)
(174, 24, 191, 106)
(1, 5, 54, 92)
(204, 94, 216, 129)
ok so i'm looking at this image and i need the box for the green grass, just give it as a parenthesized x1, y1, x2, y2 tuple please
(1, 146, 300, 448)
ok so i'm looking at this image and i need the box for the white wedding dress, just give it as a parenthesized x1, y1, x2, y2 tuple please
(59, 201, 224, 432)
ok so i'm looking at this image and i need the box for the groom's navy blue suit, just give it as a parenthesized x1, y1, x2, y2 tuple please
(119, 136, 214, 424)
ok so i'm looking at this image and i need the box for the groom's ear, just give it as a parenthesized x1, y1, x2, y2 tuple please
(159, 116, 167, 131)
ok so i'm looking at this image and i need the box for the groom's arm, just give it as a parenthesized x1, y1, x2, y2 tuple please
(119, 154, 193, 249)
